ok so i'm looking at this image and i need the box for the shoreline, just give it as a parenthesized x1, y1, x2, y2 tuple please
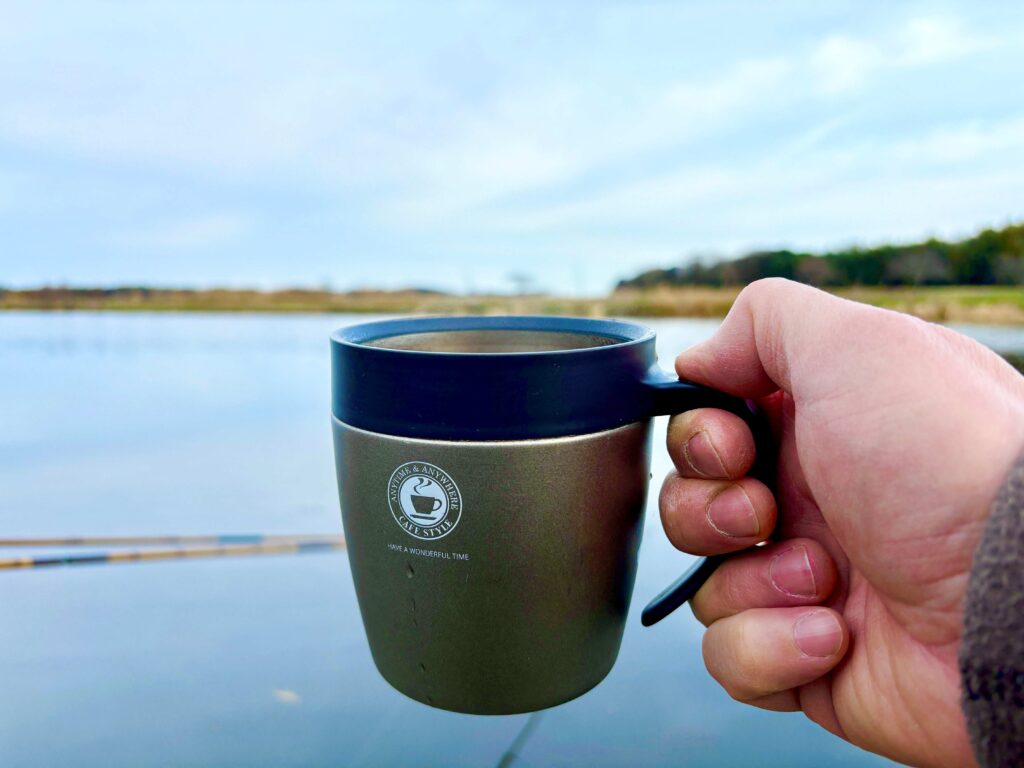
(2, 285, 1024, 325)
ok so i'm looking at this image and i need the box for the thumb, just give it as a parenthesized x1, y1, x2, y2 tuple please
(675, 278, 866, 399)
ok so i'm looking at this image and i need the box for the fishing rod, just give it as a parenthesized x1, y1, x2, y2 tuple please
(0, 534, 341, 547)
(0, 535, 346, 571)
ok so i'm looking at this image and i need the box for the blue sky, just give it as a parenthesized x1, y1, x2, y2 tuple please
(1, 2, 1023, 294)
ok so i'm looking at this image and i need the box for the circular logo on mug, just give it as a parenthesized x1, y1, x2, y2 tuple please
(387, 462, 462, 540)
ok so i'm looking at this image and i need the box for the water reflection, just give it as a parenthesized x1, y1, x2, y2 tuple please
(2, 311, 1020, 767)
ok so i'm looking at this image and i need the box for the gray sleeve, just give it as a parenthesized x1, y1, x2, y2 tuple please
(960, 451, 1024, 768)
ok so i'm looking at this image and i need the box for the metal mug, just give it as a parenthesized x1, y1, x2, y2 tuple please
(331, 316, 770, 715)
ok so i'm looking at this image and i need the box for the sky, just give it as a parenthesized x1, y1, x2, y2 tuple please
(1, 1, 1023, 295)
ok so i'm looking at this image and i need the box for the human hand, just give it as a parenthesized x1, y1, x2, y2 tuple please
(659, 279, 1024, 767)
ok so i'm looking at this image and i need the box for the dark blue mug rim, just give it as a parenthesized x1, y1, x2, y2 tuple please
(331, 315, 666, 440)
(331, 315, 655, 357)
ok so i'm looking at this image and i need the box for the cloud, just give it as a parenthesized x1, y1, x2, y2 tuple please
(109, 214, 248, 250)
(462, 111, 1024, 258)
(899, 16, 983, 66)
(811, 35, 884, 94)
(0, 5, 794, 229)
(385, 13, 1007, 227)
(889, 115, 1024, 164)
(386, 56, 794, 225)
(811, 15, 996, 95)
(410, 12, 1022, 242)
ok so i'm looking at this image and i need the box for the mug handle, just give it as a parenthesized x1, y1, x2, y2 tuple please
(639, 367, 776, 626)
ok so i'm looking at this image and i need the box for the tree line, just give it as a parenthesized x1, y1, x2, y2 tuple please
(618, 223, 1024, 289)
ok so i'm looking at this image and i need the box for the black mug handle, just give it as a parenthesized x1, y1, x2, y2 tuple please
(639, 368, 776, 626)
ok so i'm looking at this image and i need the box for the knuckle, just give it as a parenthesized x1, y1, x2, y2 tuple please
(718, 567, 747, 615)
(690, 593, 712, 627)
(728, 619, 760, 672)
(657, 474, 686, 546)
(724, 624, 771, 701)
(742, 277, 789, 305)
(694, 568, 742, 626)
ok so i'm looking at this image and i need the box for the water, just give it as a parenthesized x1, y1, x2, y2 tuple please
(2, 312, 1021, 768)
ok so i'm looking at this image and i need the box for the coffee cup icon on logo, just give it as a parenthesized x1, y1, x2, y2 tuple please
(410, 493, 442, 515)
(393, 470, 454, 532)
(408, 477, 443, 518)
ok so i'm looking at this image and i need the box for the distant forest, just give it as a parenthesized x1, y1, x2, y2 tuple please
(618, 223, 1024, 289)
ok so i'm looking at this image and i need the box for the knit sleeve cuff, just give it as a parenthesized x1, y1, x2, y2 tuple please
(960, 450, 1024, 768)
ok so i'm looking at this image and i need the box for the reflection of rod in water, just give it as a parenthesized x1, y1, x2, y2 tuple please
(0, 537, 346, 571)
(0, 534, 340, 548)
(495, 711, 544, 768)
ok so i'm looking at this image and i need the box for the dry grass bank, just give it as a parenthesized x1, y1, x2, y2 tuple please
(2, 285, 1023, 324)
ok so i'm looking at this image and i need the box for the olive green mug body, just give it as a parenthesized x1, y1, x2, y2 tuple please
(332, 418, 652, 715)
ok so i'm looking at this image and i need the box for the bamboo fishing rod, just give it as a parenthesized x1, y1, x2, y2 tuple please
(0, 535, 346, 571)
(0, 534, 342, 548)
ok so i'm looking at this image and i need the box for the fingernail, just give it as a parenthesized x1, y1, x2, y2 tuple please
(770, 545, 817, 598)
(684, 430, 727, 477)
(793, 611, 843, 658)
(706, 485, 759, 538)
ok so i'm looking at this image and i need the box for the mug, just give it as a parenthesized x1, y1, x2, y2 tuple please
(331, 316, 770, 715)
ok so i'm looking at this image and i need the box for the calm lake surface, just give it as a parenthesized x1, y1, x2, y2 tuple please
(2, 312, 1022, 768)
